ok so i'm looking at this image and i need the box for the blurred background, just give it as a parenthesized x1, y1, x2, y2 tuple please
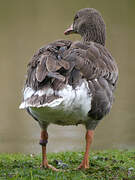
(0, 0, 135, 154)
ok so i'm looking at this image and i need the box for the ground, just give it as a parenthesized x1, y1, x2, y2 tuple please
(0, 150, 135, 180)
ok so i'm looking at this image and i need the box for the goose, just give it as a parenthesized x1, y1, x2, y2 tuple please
(20, 8, 118, 170)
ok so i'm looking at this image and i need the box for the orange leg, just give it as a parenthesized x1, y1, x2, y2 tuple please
(40, 130, 59, 171)
(78, 130, 94, 169)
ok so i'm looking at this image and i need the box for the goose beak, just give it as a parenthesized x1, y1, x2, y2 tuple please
(64, 24, 74, 35)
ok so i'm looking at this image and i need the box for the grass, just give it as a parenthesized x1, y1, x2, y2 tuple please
(0, 150, 135, 180)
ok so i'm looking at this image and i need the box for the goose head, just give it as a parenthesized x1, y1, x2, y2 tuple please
(64, 8, 106, 46)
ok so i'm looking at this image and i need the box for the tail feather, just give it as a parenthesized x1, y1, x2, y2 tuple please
(19, 87, 62, 109)
(19, 94, 62, 109)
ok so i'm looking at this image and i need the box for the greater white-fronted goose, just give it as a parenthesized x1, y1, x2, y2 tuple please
(20, 8, 118, 170)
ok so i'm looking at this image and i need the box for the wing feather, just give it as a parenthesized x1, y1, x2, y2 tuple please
(25, 40, 72, 90)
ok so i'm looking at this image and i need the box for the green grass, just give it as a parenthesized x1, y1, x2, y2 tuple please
(0, 150, 135, 180)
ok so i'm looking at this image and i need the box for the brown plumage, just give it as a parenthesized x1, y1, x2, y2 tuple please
(20, 8, 118, 170)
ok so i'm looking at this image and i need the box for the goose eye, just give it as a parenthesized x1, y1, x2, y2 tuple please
(74, 14, 79, 21)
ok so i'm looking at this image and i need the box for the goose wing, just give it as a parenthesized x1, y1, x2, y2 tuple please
(63, 41, 118, 86)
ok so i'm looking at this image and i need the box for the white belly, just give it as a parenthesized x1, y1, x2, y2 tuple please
(29, 106, 88, 126)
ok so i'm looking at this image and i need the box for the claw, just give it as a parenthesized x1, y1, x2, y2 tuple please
(77, 162, 89, 170)
(41, 163, 60, 171)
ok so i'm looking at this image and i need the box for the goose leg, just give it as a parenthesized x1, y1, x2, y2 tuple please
(40, 130, 59, 171)
(78, 130, 94, 169)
